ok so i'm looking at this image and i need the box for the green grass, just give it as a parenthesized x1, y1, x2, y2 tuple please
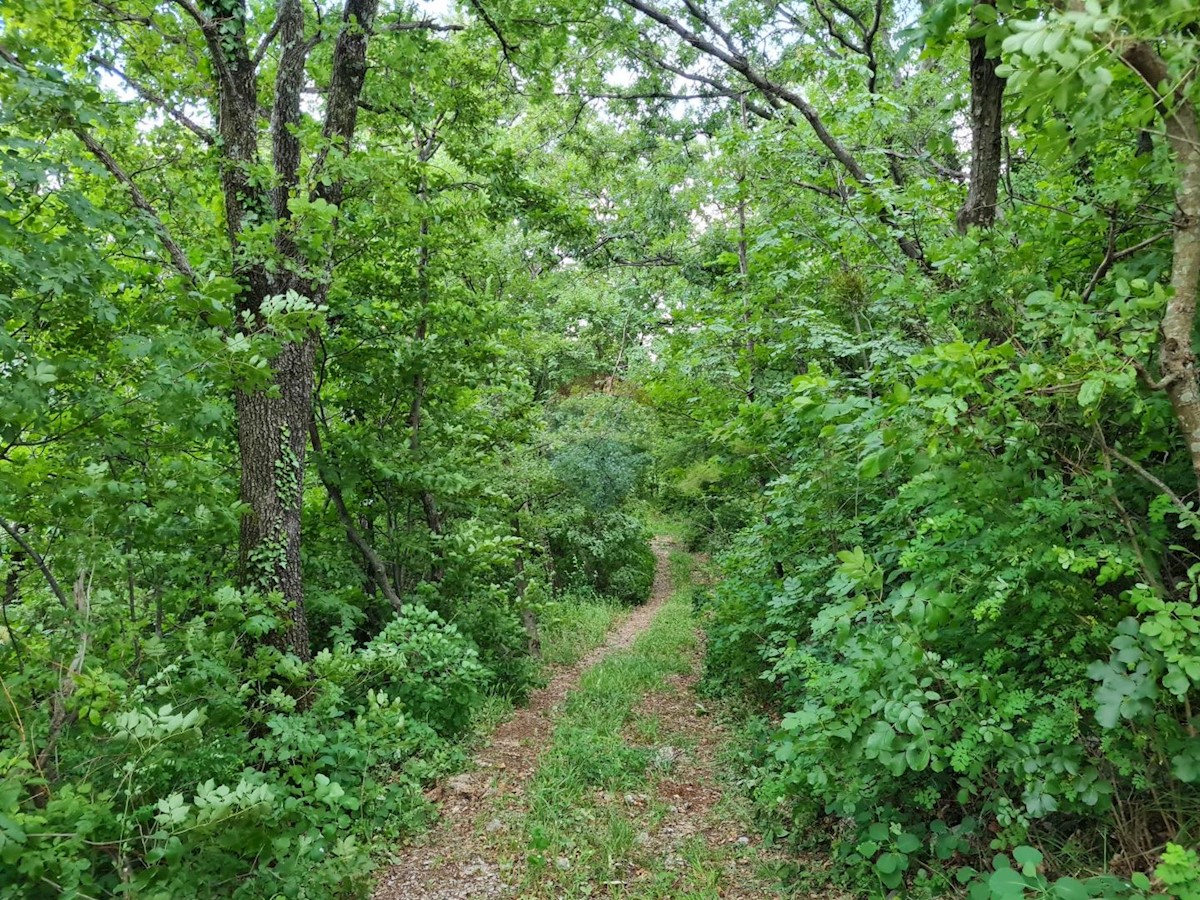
(538, 591, 626, 666)
(496, 596, 699, 897)
(635, 504, 695, 542)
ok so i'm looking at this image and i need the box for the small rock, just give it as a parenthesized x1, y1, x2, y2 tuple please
(448, 774, 477, 798)
(555, 856, 571, 871)
(486, 818, 504, 834)
(737, 835, 751, 846)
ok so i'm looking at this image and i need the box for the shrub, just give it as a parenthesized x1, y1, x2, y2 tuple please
(545, 509, 655, 605)
(0, 588, 482, 899)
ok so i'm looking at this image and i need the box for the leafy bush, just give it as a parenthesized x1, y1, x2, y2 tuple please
(546, 508, 655, 605)
(0, 588, 482, 899)
(701, 342, 1200, 892)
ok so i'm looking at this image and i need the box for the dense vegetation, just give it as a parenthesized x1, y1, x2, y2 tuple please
(3, 0, 1200, 897)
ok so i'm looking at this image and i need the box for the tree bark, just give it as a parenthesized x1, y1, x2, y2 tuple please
(192, 0, 379, 661)
(235, 340, 316, 660)
(1123, 44, 1200, 495)
(956, 1, 1005, 233)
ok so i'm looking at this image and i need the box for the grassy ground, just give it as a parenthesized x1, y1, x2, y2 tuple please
(478, 549, 784, 899)
(538, 591, 627, 666)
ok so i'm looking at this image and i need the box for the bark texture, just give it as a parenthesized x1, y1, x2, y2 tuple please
(957, 2, 1005, 233)
(236, 341, 316, 659)
(1123, 43, 1200, 494)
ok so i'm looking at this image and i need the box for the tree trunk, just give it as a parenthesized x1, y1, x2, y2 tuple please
(1159, 127, 1200, 495)
(201, 0, 378, 662)
(957, 1, 1005, 233)
(512, 516, 540, 657)
(236, 338, 316, 661)
(1123, 44, 1200, 495)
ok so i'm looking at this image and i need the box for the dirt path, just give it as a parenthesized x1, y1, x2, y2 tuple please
(373, 539, 680, 900)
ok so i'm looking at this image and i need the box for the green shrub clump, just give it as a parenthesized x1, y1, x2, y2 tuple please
(0, 590, 488, 899)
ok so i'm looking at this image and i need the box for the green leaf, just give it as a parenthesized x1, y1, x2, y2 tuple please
(1013, 845, 1043, 876)
(1078, 377, 1104, 408)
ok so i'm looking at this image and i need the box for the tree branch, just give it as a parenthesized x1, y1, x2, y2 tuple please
(634, 50, 775, 120)
(1108, 447, 1194, 519)
(271, 0, 308, 221)
(252, 11, 284, 68)
(466, 0, 518, 63)
(0, 518, 68, 610)
(311, 0, 380, 205)
(379, 18, 465, 33)
(309, 417, 404, 612)
(620, 0, 932, 270)
(1081, 223, 1169, 303)
(73, 130, 198, 282)
(87, 55, 216, 143)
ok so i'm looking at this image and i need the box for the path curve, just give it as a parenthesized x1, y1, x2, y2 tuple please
(373, 537, 678, 900)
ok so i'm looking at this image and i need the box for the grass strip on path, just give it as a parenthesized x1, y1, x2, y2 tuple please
(488, 549, 786, 899)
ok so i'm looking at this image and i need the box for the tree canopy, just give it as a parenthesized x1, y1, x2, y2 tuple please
(2, 0, 1200, 897)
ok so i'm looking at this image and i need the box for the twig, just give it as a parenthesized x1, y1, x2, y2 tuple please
(1108, 447, 1194, 519)
(0, 518, 68, 609)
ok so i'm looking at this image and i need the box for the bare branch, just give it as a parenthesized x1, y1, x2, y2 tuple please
(169, 0, 210, 29)
(87, 55, 216, 143)
(1081, 222, 1169, 303)
(252, 12, 284, 68)
(0, 518, 68, 610)
(74, 130, 198, 282)
(380, 18, 465, 33)
(1108, 447, 1194, 519)
(681, 0, 740, 56)
(809, 0, 864, 55)
(466, 0, 518, 63)
(634, 50, 776, 120)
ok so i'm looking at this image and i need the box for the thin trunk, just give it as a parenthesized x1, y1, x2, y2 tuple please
(957, 0, 1005, 232)
(0, 517, 68, 609)
(33, 569, 90, 806)
(410, 161, 445, 580)
(1122, 44, 1200, 495)
(512, 515, 540, 657)
(737, 100, 755, 404)
(408, 365, 445, 582)
(3, 546, 24, 673)
(309, 420, 404, 612)
(126, 556, 140, 668)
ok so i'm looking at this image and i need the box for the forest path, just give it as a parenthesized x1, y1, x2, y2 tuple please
(373, 539, 787, 899)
